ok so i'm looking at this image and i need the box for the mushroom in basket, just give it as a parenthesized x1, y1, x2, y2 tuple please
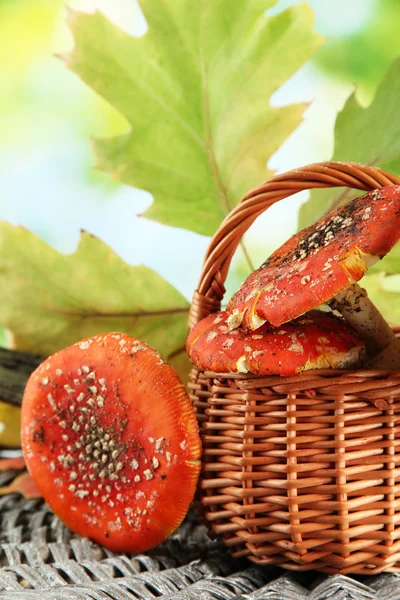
(186, 309, 366, 376)
(227, 186, 400, 368)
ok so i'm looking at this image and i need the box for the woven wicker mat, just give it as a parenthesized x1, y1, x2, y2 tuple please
(0, 470, 399, 600)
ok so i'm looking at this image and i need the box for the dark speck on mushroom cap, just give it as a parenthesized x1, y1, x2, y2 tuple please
(227, 185, 400, 329)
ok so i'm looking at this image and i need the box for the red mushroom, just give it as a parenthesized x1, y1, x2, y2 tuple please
(227, 186, 400, 364)
(186, 310, 366, 376)
(21, 333, 201, 553)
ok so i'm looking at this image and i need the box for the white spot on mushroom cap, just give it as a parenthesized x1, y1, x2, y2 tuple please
(222, 337, 235, 349)
(219, 325, 230, 334)
(76, 490, 89, 499)
(288, 341, 305, 354)
(236, 355, 249, 373)
(131, 342, 147, 353)
(227, 309, 243, 330)
(155, 437, 164, 451)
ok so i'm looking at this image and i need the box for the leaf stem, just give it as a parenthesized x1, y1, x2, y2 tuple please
(240, 238, 256, 272)
(199, 0, 254, 274)
(328, 188, 354, 213)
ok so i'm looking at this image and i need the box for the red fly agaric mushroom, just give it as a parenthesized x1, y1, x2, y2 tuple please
(186, 310, 366, 376)
(21, 333, 201, 553)
(227, 186, 400, 364)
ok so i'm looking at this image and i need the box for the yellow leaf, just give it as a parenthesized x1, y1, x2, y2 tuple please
(0, 402, 21, 448)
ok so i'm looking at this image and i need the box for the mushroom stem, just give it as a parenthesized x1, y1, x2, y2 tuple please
(329, 283, 399, 361)
(364, 339, 400, 370)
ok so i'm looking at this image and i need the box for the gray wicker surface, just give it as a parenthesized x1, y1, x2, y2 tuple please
(0, 471, 400, 599)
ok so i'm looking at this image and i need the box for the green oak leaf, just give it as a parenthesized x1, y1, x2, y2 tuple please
(67, 1, 322, 236)
(299, 56, 400, 229)
(0, 223, 190, 380)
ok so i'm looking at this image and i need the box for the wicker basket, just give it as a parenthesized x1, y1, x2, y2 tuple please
(187, 161, 400, 575)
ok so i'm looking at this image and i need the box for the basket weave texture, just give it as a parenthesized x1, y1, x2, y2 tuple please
(188, 162, 400, 575)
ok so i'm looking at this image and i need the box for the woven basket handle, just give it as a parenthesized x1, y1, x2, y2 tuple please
(189, 161, 400, 329)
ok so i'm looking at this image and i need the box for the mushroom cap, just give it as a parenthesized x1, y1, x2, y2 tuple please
(227, 185, 400, 329)
(21, 333, 201, 553)
(186, 310, 366, 376)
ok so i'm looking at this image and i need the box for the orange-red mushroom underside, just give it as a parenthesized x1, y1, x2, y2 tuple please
(186, 310, 365, 375)
(227, 186, 400, 330)
(21, 334, 201, 553)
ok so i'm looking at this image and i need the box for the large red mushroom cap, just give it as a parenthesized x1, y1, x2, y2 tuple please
(227, 186, 400, 330)
(21, 333, 201, 553)
(186, 310, 365, 376)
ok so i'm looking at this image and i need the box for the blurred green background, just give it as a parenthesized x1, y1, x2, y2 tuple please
(1, 0, 400, 320)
